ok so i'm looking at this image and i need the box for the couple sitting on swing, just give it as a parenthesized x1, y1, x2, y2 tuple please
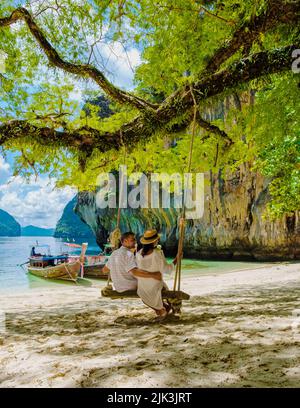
(102, 229, 180, 320)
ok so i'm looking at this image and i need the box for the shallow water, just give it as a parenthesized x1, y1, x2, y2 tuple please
(0, 236, 275, 293)
(0, 236, 100, 292)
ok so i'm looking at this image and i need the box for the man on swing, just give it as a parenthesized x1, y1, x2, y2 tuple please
(102, 231, 167, 317)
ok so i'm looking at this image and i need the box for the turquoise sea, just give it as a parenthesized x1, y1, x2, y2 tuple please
(0, 236, 274, 293)
(0, 236, 100, 292)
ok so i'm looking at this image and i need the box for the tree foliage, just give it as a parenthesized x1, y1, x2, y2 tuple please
(0, 0, 299, 217)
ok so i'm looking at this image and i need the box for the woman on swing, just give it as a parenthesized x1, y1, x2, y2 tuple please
(136, 229, 180, 319)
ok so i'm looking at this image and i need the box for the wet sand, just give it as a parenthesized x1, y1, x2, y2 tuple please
(0, 262, 300, 387)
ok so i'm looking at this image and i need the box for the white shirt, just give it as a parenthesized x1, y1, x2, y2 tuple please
(106, 246, 137, 292)
(136, 248, 174, 275)
(135, 248, 172, 310)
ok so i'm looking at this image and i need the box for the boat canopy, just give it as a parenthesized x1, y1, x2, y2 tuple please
(63, 243, 82, 248)
(30, 255, 68, 261)
(29, 244, 50, 248)
(29, 244, 51, 256)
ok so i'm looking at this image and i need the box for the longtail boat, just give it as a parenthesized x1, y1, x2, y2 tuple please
(81, 255, 107, 279)
(27, 243, 88, 282)
(64, 242, 110, 279)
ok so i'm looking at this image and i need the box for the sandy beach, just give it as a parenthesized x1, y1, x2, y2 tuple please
(0, 262, 300, 388)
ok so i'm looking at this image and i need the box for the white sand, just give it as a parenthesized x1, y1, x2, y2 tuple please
(0, 262, 300, 388)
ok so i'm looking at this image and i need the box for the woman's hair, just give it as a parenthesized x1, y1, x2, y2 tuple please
(141, 243, 155, 257)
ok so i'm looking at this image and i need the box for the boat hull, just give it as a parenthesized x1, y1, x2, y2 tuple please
(27, 261, 80, 281)
(83, 263, 108, 279)
(68, 255, 108, 279)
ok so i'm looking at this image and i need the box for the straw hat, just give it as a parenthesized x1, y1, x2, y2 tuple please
(140, 229, 160, 245)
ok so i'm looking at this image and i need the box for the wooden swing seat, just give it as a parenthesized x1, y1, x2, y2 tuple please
(101, 286, 190, 300)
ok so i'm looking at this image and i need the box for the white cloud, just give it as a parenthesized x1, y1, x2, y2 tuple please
(69, 88, 83, 102)
(0, 175, 76, 229)
(0, 157, 11, 185)
(97, 41, 141, 90)
(85, 32, 142, 90)
(0, 156, 10, 173)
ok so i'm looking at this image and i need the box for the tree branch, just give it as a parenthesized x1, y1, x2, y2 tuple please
(1, 44, 298, 158)
(155, 3, 235, 25)
(197, 115, 232, 146)
(204, 0, 300, 74)
(165, 109, 233, 145)
(0, 7, 157, 112)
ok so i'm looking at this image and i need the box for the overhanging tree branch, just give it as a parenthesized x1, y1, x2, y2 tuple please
(1, 44, 298, 157)
(166, 110, 233, 145)
(0, 7, 157, 112)
(204, 0, 300, 74)
(152, 43, 299, 143)
(197, 115, 232, 145)
(0, 1, 298, 127)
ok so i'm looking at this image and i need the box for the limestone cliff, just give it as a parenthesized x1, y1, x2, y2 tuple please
(184, 165, 300, 260)
(54, 196, 94, 239)
(0, 209, 21, 237)
(72, 91, 299, 260)
(74, 168, 300, 261)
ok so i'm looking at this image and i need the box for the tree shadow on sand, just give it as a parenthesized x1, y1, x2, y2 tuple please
(2, 283, 300, 387)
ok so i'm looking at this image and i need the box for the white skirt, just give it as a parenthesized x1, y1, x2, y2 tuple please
(137, 277, 168, 310)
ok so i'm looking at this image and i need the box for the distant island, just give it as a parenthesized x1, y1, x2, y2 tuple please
(0, 197, 95, 239)
(54, 196, 95, 239)
(0, 209, 21, 237)
(21, 225, 55, 237)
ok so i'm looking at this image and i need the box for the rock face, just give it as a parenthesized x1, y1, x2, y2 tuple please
(54, 196, 94, 239)
(184, 165, 300, 260)
(75, 192, 179, 252)
(74, 167, 300, 261)
(73, 91, 299, 260)
(0, 209, 21, 237)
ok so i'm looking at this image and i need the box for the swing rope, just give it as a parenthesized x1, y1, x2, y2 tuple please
(109, 130, 126, 249)
(116, 132, 126, 231)
(173, 86, 197, 292)
(106, 130, 126, 287)
(102, 95, 197, 311)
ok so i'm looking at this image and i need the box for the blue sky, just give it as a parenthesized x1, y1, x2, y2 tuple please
(0, 2, 141, 228)
(0, 156, 76, 228)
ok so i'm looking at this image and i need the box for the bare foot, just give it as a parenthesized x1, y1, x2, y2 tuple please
(154, 308, 167, 322)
